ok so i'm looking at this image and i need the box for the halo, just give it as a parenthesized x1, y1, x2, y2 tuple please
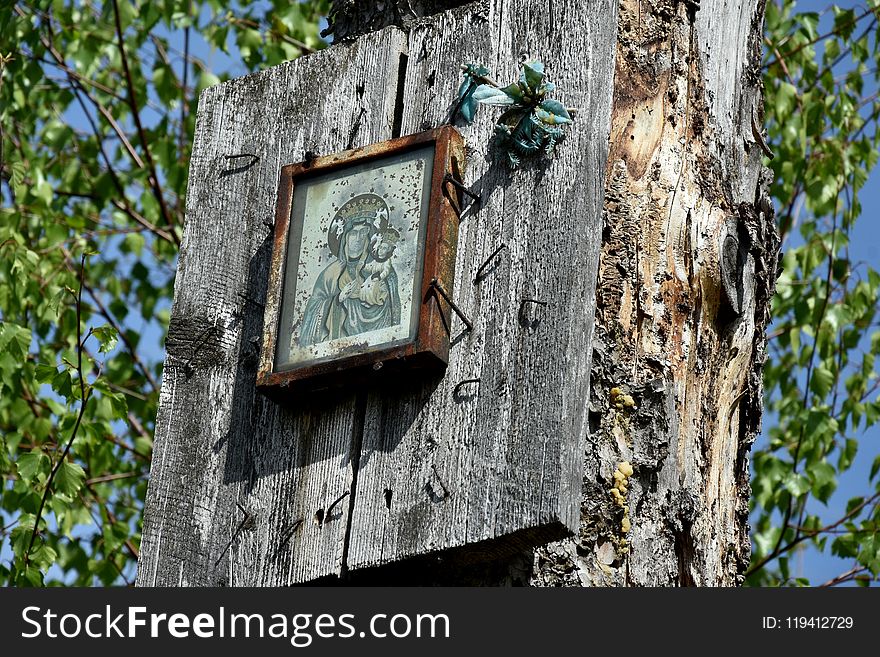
(327, 193, 391, 257)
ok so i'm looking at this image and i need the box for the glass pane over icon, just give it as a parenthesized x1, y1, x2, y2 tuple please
(274, 145, 434, 372)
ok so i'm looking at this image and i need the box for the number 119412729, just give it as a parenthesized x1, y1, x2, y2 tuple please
(762, 617, 854, 629)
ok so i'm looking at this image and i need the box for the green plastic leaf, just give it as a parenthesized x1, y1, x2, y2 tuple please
(472, 84, 517, 107)
(536, 99, 573, 125)
(520, 60, 545, 92)
(456, 76, 481, 124)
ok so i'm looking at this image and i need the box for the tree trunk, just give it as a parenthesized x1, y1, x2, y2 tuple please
(531, 0, 779, 586)
(327, 0, 779, 587)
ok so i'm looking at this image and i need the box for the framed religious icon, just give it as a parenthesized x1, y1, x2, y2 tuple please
(257, 126, 466, 394)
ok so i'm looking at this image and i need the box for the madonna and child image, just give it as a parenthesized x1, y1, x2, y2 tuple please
(274, 147, 433, 371)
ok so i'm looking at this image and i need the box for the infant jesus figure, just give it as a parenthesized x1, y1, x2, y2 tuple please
(357, 227, 400, 309)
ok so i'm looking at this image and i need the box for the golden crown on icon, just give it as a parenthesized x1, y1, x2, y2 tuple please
(337, 194, 389, 224)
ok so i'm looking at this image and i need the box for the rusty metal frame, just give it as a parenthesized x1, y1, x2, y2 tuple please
(257, 126, 466, 395)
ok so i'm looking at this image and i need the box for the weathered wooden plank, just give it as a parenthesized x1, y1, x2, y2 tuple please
(326, 0, 472, 41)
(346, 0, 619, 571)
(136, 29, 408, 586)
(697, 0, 767, 203)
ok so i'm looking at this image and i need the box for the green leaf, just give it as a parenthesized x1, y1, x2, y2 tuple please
(784, 472, 811, 497)
(196, 70, 221, 93)
(237, 27, 263, 65)
(0, 322, 32, 358)
(54, 460, 85, 498)
(123, 231, 146, 256)
(17, 451, 49, 484)
(34, 363, 58, 384)
(871, 455, 880, 482)
(92, 324, 118, 354)
(35, 180, 53, 207)
(152, 62, 178, 105)
(107, 392, 129, 421)
(51, 369, 74, 400)
(117, 0, 138, 29)
(838, 438, 858, 471)
(10, 160, 26, 188)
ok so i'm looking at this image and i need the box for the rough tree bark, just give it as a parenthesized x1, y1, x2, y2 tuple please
(531, 0, 779, 587)
(327, 0, 779, 587)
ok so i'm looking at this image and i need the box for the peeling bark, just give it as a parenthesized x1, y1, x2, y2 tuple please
(532, 0, 779, 587)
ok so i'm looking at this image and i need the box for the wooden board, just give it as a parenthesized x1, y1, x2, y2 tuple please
(346, 0, 618, 571)
(137, 0, 618, 584)
(136, 29, 408, 586)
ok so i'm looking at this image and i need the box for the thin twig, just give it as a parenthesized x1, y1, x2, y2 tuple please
(816, 18, 877, 88)
(26, 10, 148, 172)
(85, 471, 141, 486)
(19, 50, 123, 100)
(747, 491, 880, 577)
(61, 247, 161, 393)
(85, 482, 140, 561)
(25, 255, 91, 565)
(110, 0, 177, 233)
(68, 81, 177, 245)
(765, 40, 804, 112)
(820, 565, 870, 587)
(764, 8, 877, 70)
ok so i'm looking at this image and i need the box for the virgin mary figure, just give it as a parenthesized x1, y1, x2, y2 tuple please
(296, 194, 402, 347)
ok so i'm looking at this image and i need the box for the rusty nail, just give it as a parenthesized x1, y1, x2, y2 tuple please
(238, 292, 264, 309)
(346, 107, 367, 150)
(442, 172, 480, 218)
(214, 503, 254, 567)
(270, 517, 304, 562)
(320, 490, 351, 525)
(431, 463, 450, 499)
(453, 378, 481, 399)
(474, 243, 507, 285)
(430, 278, 473, 332)
(443, 172, 480, 203)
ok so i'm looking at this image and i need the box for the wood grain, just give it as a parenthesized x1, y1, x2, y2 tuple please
(138, 0, 619, 584)
(346, 0, 618, 571)
(136, 29, 408, 586)
(531, 0, 778, 587)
